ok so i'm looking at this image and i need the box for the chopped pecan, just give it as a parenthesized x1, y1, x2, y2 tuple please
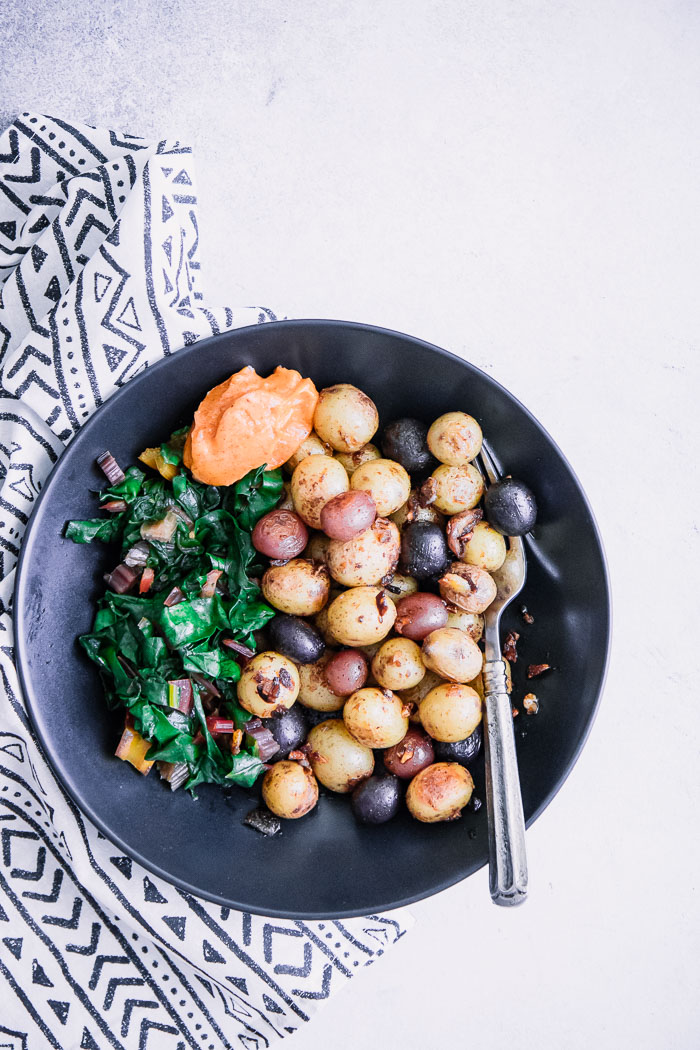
(446, 508, 483, 558)
(288, 749, 311, 767)
(257, 677, 282, 701)
(523, 693, 539, 714)
(527, 663, 552, 679)
(300, 742, 328, 765)
(418, 476, 437, 507)
(520, 604, 535, 625)
(503, 630, 519, 663)
(404, 493, 421, 522)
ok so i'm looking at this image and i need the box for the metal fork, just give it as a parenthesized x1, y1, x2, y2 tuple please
(477, 444, 528, 906)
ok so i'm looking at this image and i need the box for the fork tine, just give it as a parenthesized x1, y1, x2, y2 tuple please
(477, 441, 501, 485)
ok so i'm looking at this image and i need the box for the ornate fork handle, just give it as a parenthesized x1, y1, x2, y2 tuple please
(482, 660, 528, 906)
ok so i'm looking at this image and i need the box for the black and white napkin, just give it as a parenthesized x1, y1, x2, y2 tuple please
(0, 113, 411, 1050)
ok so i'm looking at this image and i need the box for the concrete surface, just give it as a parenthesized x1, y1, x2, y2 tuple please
(2, 1, 699, 1048)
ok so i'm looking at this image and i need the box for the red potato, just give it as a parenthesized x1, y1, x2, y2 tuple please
(383, 727, 435, 779)
(324, 649, 369, 696)
(252, 509, 309, 559)
(320, 489, 377, 540)
(394, 592, 448, 641)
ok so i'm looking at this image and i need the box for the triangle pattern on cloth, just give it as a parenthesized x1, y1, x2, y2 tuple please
(162, 915, 186, 941)
(116, 296, 141, 331)
(94, 273, 112, 302)
(161, 167, 173, 178)
(162, 235, 172, 265)
(2, 936, 22, 959)
(44, 276, 61, 302)
(32, 959, 54, 986)
(0, 741, 24, 762)
(103, 343, 127, 372)
(202, 940, 225, 964)
(227, 976, 248, 995)
(105, 221, 120, 247)
(8, 475, 32, 501)
(173, 169, 192, 185)
(162, 196, 174, 223)
(143, 876, 168, 904)
(0, 902, 8, 921)
(29, 213, 50, 234)
(31, 244, 47, 271)
(163, 270, 173, 295)
(109, 855, 132, 879)
(47, 1000, 70, 1025)
(81, 1029, 101, 1050)
(195, 975, 214, 997)
(0, 220, 17, 240)
(262, 994, 284, 1015)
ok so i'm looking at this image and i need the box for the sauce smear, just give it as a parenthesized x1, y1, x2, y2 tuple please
(184, 366, 318, 485)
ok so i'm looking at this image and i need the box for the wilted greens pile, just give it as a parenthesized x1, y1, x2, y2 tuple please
(66, 429, 283, 794)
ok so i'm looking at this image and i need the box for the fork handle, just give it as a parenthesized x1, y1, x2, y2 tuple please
(482, 660, 528, 906)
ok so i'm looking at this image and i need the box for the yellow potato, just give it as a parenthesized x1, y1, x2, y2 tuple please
(427, 411, 482, 466)
(262, 761, 319, 818)
(421, 627, 482, 683)
(419, 682, 482, 742)
(372, 638, 426, 691)
(262, 558, 330, 616)
(237, 652, 300, 718)
(327, 518, 400, 587)
(314, 385, 379, 453)
(291, 455, 349, 529)
(406, 762, 474, 822)
(343, 687, 408, 748)
(431, 464, 484, 515)
(307, 719, 375, 793)
(351, 459, 411, 517)
(326, 586, 397, 647)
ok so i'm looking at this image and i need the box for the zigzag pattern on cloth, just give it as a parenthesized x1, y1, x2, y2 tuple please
(0, 113, 411, 1048)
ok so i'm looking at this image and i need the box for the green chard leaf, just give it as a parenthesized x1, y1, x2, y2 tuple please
(159, 595, 230, 648)
(100, 465, 145, 504)
(181, 645, 241, 681)
(225, 751, 265, 788)
(145, 733, 199, 765)
(159, 426, 190, 466)
(65, 516, 124, 544)
(172, 472, 220, 521)
(226, 465, 284, 531)
(72, 440, 281, 798)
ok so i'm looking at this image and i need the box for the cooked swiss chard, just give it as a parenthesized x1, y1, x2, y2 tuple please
(66, 433, 284, 796)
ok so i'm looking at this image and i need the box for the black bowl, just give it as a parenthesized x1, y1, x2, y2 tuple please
(14, 320, 610, 918)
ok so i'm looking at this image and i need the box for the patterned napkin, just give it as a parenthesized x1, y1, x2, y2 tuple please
(0, 113, 411, 1050)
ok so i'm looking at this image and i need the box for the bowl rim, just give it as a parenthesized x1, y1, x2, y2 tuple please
(13, 317, 612, 917)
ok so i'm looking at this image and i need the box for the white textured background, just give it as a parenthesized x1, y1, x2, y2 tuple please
(2, 2, 699, 1047)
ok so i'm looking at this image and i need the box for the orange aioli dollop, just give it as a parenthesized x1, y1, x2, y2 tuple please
(183, 365, 319, 485)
